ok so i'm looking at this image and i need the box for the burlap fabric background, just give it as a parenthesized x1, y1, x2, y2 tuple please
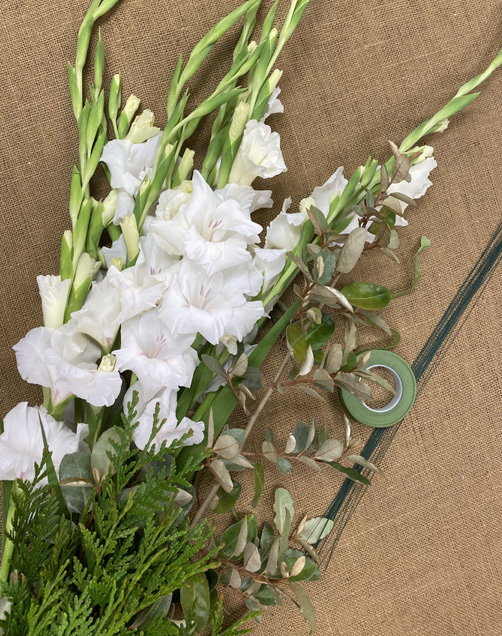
(1, 0, 501, 634)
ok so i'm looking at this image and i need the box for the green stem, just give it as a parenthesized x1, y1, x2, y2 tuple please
(0, 481, 18, 588)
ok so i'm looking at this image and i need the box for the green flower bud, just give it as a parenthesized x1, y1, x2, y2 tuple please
(94, 30, 105, 94)
(118, 94, 141, 138)
(72, 199, 92, 267)
(108, 73, 122, 126)
(65, 253, 99, 319)
(69, 166, 83, 228)
(229, 102, 250, 144)
(172, 148, 195, 187)
(60, 231, 73, 281)
(120, 215, 139, 262)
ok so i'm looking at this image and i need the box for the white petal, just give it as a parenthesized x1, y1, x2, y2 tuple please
(310, 167, 348, 217)
(37, 275, 71, 329)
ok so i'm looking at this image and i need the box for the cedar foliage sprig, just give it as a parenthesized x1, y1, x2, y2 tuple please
(0, 403, 220, 635)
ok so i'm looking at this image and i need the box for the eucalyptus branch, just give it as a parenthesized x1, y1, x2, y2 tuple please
(189, 351, 292, 531)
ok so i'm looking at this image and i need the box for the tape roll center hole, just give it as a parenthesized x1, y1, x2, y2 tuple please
(362, 364, 403, 413)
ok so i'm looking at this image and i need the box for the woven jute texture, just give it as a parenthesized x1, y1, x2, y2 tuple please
(1, 0, 502, 634)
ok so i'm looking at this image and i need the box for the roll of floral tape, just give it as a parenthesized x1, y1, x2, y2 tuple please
(338, 349, 417, 428)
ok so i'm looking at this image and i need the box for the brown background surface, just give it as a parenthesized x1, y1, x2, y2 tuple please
(1, 0, 502, 634)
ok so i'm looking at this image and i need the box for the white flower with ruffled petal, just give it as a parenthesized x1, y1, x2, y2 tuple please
(309, 166, 348, 217)
(72, 265, 162, 351)
(114, 309, 198, 401)
(148, 172, 263, 274)
(123, 385, 204, 451)
(0, 402, 86, 481)
(261, 87, 284, 121)
(161, 260, 264, 345)
(111, 189, 136, 225)
(37, 275, 71, 329)
(14, 323, 122, 407)
(100, 133, 161, 197)
(229, 120, 287, 186)
(265, 198, 306, 251)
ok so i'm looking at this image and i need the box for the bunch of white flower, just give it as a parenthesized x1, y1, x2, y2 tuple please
(1, 73, 438, 481)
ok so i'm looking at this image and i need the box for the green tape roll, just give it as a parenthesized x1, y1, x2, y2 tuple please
(338, 349, 416, 428)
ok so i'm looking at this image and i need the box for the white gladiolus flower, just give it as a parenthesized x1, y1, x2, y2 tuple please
(36, 275, 71, 329)
(229, 120, 287, 186)
(123, 385, 204, 451)
(132, 233, 180, 290)
(14, 324, 122, 407)
(161, 260, 264, 345)
(0, 403, 84, 481)
(72, 265, 162, 351)
(309, 166, 348, 217)
(147, 183, 193, 255)
(386, 156, 437, 221)
(261, 87, 284, 121)
(114, 309, 198, 401)
(100, 132, 162, 196)
(265, 198, 306, 251)
(155, 181, 193, 220)
(216, 183, 273, 216)
(148, 172, 263, 274)
(253, 246, 287, 292)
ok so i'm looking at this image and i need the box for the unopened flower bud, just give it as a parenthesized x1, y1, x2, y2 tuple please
(123, 94, 141, 124)
(60, 230, 73, 281)
(73, 253, 98, 290)
(247, 41, 257, 54)
(126, 109, 161, 144)
(98, 354, 117, 373)
(229, 102, 250, 144)
(120, 214, 139, 262)
(177, 148, 195, 183)
(108, 74, 122, 123)
(101, 189, 118, 226)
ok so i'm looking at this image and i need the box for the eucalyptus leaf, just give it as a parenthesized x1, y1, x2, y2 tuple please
(262, 440, 278, 464)
(201, 354, 227, 379)
(329, 462, 371, 485)
(297, 517, 334, 544)
(273, 488, 294, 534)
(291, 582, 316, 634)
(180, 574, 210, 632)
(276, 457, 293, 474)
(305, 313, 334, 350)
(286, 323, 308, 364)
(346, 455, 384, 476)
(341, 282, 391, 310)
(251, 462, 265, 508)
(213, 434, 239, 460)
(336, 227, 367, 273)
(211, 459, 233, 493)
(244, 542, 261, 573)
(314, 439, 343, 462)
(214, 481, 242, 514)
(90, 427, 121, 482)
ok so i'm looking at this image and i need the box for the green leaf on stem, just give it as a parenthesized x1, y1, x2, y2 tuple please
(341, 282, 391, 310)
(251, 463, 265, 508)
